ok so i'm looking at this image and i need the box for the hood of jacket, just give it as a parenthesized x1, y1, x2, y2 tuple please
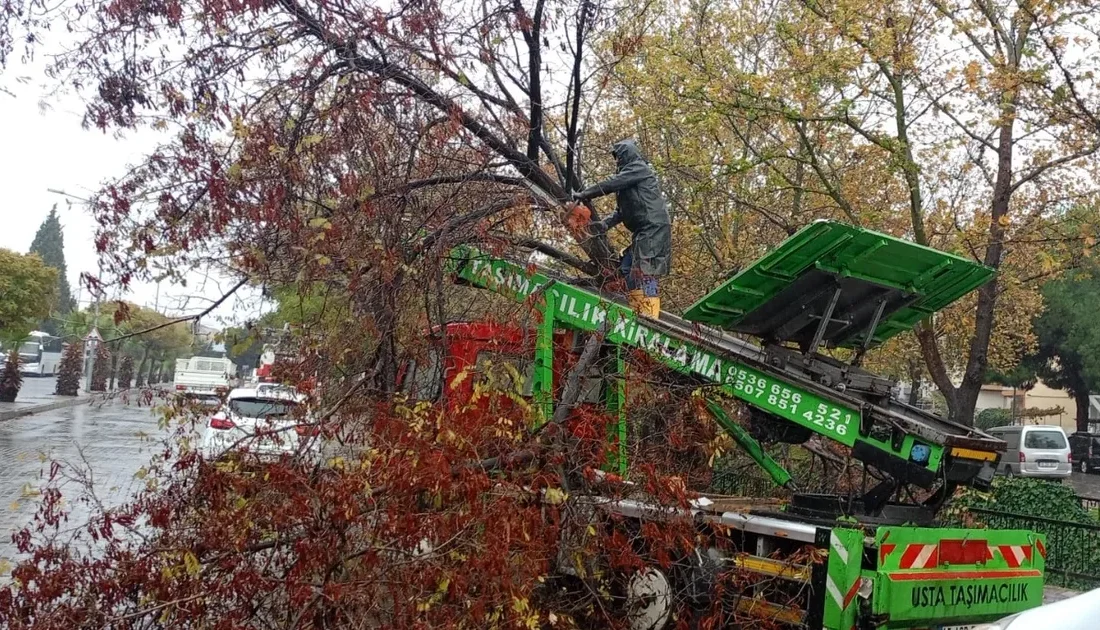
(611, 139, 645, 168)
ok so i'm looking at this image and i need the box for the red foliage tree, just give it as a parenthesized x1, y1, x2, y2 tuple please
(0, 2, 758, 628)
(0, 349, 21, 402)
(90, 342, 111, 391)
(54, 341, 84, 396)
(117, 355, 135, 389)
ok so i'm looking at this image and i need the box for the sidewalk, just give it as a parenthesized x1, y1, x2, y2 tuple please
(0, 389, 94, 421)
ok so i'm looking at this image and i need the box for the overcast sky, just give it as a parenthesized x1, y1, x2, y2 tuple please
(0, 66, 263, 329)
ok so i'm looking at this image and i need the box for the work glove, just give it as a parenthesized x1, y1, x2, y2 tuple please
(588, 219, 609, 235)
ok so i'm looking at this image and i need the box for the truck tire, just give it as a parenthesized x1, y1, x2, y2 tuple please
(625, 568, 672, 630)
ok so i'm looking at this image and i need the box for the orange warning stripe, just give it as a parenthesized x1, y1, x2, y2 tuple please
(888, 569, 1041, 581)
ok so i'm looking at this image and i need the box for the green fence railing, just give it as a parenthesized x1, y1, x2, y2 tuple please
(970, 507, 1100, 590)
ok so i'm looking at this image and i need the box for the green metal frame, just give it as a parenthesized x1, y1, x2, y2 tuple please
(532, 291, 556, 425)
(683, 221, 995, 348)
(449, 246, 946, 477)
(606, 347, 627, 474)
(703, 397, 792, 488)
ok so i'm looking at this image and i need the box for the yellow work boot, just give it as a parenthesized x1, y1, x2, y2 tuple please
(643, 296, 661, 319)
(628, 289, 647, 314)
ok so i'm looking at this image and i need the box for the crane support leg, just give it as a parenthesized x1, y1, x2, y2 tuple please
(703, 398, 793, 489)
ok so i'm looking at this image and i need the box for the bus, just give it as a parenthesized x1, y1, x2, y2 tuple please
(4, 331, 64, 376)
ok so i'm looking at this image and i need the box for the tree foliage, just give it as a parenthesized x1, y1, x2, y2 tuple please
(116, 354, 134, 390)
(1027, 267, 1100, 430)
(975, 407, 1013, 430)
(90, 342, 110, 392)
(28, 206, 75, 331)
(0, 248, 58, 338)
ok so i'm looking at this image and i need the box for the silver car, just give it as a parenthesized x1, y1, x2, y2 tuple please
(975, 586, 1100, 629)
(987, 425, 1072, 479)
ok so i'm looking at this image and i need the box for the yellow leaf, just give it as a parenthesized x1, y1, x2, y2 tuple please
(308, 217, 332, 230)
(544, 487, 567, 505)
(963, 60, 982, 89)
(299, 134, 324, 149)
(998, 215, 1011, 227)
(183, 551, 201, 576)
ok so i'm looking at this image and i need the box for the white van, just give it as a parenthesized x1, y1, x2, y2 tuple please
(986, 425, 1072, 479)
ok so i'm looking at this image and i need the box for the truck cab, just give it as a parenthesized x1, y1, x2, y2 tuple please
(174, 356, 238, 398)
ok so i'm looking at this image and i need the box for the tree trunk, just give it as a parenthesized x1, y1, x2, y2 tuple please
(954, 80, 1019, 425)
(135, 347, 149, 387)
(108, 344, 120, 390)
(907, 358, 922, 406)
(1075, 389, 1091, 433)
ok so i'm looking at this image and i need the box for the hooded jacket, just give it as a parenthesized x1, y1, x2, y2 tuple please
(576, 139, 672, 277)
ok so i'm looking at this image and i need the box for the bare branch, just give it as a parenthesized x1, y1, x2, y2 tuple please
(105, 277, 249, 343)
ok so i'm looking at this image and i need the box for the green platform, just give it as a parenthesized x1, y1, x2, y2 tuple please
(683, 221, 995, 349)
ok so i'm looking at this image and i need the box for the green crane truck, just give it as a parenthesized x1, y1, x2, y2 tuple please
(440, 220, 1046, 629)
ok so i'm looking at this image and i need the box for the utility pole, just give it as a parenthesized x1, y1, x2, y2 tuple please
(83, 275, 102, 392)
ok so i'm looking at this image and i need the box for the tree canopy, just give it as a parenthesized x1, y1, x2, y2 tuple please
(1026, 267, 1100, 430)
(0, 248, 57, 338)
(598, 0, 1100, 423)
(28, 206, 75, 328)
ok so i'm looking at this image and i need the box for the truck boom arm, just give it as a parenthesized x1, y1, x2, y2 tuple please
(449, 243, 1002, 495)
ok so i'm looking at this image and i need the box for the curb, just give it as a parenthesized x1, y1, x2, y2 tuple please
(0, 394, 102, 422)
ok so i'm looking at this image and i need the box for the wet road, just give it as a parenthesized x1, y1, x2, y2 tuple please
(1067, 470, 1100, 498)
(17, 375, 59, 399)
(0, 399, 167, 575)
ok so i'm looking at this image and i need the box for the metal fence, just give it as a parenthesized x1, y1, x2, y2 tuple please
(709, 472, 788, 498)
(1079, 494, 1100, 515)
(970, 507, 1100, 589)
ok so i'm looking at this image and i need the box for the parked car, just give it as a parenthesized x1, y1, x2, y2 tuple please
(1070, 432, 1100, 474)
(200, 386, 320, 463)
(975, 586, 1100, 629)
(986, 425, 1072, 479)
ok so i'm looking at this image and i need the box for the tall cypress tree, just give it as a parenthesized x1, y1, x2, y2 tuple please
(28, 206, 75, 333)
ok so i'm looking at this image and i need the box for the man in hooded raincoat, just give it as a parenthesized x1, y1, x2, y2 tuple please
(571, 139, 672, 318)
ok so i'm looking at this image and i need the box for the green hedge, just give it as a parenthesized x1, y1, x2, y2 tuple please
(975, 407, 1014, 430)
